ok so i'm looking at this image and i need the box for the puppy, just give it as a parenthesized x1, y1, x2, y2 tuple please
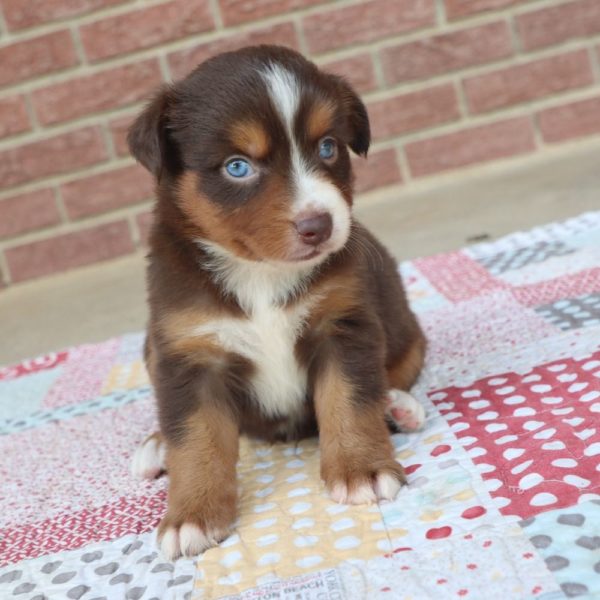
(129, 45, 426, 560)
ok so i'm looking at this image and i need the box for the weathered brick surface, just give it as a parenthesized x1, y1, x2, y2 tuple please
(538, 96, 600, 142)
(220, 0, 325, 26)
(31, 60, 162, 126)
(109, 114, 136, 157)
(0, 189, 61, 240)
(135, 210, 154, 245)
(352, 149, 402, 193)
(517, 0, 600, 51)
(1, 0, 128, 31)
(464, 50, 594, 114)
(406, 117, 536, 177)
(0, 31, 78, 87)
(320, 53, 378, 93)
(0, 128, 107, 190)
(303, 0, 435, 54)
(80, 0, 214, 62)
(0, 0, 599, 286)
(369, 84, 460, 140)
(445, 0, 523, 20)
(168, 22, 299, 79)
(61, 164, 154, 219)
(381, 21, 513, 84)
(5, 220, 135, 282)
(0, 96, 30, 139)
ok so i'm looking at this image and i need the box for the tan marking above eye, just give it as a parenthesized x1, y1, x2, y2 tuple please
(229, 120, 271, 159)
(307, 99, 336, 141)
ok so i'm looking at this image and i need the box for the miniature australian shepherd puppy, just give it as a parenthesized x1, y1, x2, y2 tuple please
(129, 45, 426, 560)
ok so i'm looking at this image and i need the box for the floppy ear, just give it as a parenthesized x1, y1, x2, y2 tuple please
(337, 79, 370, 157)
(127, 86, 174, 178)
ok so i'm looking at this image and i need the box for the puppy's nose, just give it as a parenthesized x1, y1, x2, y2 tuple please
(295, 213, 333, 246)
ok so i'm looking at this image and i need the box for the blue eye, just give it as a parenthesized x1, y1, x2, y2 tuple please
(225, 158, 254, 179)
(319, 138, 337, 160)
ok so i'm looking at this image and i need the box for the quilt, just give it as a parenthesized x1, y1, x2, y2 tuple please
(1, 211, 599, 600)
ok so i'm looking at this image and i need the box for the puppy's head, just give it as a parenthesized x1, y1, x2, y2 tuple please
(129, 45, 370, 265)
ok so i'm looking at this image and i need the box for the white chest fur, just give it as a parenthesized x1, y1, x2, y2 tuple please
(194, 302, 310, 418)
(196, 241, 316, 419)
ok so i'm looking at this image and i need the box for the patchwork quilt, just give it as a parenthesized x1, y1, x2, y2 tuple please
(1, 212, 600, 600)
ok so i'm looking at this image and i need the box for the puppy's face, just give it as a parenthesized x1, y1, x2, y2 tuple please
(129, 46, 370, 265)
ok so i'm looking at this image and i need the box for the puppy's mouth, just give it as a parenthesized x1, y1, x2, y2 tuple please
(289, 248, 323, 262)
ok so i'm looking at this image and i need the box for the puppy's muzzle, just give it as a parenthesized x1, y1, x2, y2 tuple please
(295, 212, 333, 246)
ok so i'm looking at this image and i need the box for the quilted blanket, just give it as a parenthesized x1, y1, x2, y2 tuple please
(1, 212, 599, 600)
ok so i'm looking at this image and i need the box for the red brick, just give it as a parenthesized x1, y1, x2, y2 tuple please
(168, 22, 299, 79)
(109, 114, 135, 157)
(32, 60, 162, 126)
(61, 164, 154, 220)
(0, 189, 61, 240)
(445, 0, 523, 20)
(135, 210, 154, 245)
(6, 220, 134, 283)
(0, 96, 30, 139)
(368, 84, 460, 141)
(464, 50, 593, 114)
(0, 31, 78, 87)
(517, 0, 600, 51)
(320, 53, 378, 94)
(381, 21, 513, 85)
(406, 117, 536, 177)
(2, 0, 129, 31)
(538, 96, 600, 143)
(303, 0, 435, 55)
(81, 0, 214, 63)
(352, 149, 402, 194)
(220, 0, 324, 26)
(0, 127, 107, 190)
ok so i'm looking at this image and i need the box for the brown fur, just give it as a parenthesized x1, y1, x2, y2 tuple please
(314, 360, 405, 495)
(307, 99, 336, 141)
(128, 45, 426, 556)
(229, 120, 271, 159)
(158, 402, 239, 541)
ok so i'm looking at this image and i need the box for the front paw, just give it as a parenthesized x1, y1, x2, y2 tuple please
(324, 459, 406, 505)
(158, 512, 233, 560)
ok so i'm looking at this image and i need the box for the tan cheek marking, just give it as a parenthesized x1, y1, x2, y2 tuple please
(177, 171, 255, 259)
(229, 120, 271, 159)
(307, 99, 336, 141)
(228, 174, 295, 261)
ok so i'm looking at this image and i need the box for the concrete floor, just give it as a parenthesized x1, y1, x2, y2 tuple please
(1, 139, 599, 365)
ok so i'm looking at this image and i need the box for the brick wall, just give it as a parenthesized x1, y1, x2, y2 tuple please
(1, 0, 600, 286)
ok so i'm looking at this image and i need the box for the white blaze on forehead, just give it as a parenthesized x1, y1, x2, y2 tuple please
(261, 63, 351, 253)
(261, 63, 300, 138)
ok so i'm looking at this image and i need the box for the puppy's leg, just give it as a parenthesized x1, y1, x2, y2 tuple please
(315, 357, 406, 505)
(131, 431, 167, 479)
(385, 336, 426, 432)
(158, 402, 239, 560)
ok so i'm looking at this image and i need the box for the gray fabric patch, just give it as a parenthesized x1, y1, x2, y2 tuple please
(561, 582, 589, 597)
(0, 571, 21, 583)
(67, 585, 91, 600)
(557, 514, 585, 527)
(546, 555, 570, 571)
(125, 587, 147, 600)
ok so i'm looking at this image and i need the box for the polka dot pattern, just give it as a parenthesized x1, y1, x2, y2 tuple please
(536, 293, 600, 330)
(432, 351, 600, 519)
(194, 438, 387, 598)
(521, 500, 600, 599)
